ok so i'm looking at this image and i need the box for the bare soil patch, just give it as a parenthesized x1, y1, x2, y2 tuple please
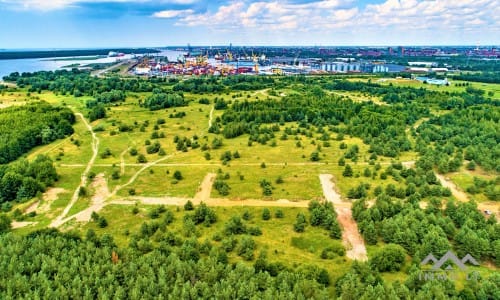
(38, 187, 66, 212)
(319, 174, 367, 261)
(74, 173, 110, 222)
(193, 173, 216, 204)
(12, 221, 37, 229)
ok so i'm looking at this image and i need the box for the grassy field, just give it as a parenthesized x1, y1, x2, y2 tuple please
(79, 204, 354, 283)
(3, 75, 498, 292)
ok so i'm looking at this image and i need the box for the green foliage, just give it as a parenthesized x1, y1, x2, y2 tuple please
(0, 214, 11, 233)
(259, 179, 273, 196)
(275, 209, 284, 218)
(224, 216, 247, 235)
(173, 170, 183, 181)
(309, 200, 342, 239)
(321, 242, 346, 259)
(369, 244, 406, 272)
(88, 104, 106, 121)
(237, 235, 256, 261)
(342, 164, 353, 177)
(294, 212, 307, 233)
(142, 90, 186, 111)
(192, 202, 217, 226)
(0, 155, 57, 204)
(183, 200, 194, 211)
(136, 154, 147, 163)
(262, 208, 271, 221)
(0, 102, 75, 164)
(0, 229, 331, 298)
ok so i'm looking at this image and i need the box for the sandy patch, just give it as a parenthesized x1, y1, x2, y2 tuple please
(319, 174, 367, 261)
(193, 173, 216, 204)
(11, 221, 37, 229)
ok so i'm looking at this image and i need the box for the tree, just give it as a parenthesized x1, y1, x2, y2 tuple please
(137, 154, 147, 163)
(0, 214, 11, 233)
(369, 244, 406, 272)
(173, 170, 183, 181)
(184, 200, 194, 211)
(343, 164, 353, 177)
(262, 208, 271, 221)
(310, 151, 320, 161)
(294, 212, 307, 233)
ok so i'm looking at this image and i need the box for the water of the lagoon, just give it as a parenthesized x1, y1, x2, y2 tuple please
(0, 50, 184, 79)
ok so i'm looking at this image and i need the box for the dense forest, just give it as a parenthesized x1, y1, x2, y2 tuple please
(0, 200, 498, 299)
(0, 102, 75, 164)
(0, 155, 58, 206)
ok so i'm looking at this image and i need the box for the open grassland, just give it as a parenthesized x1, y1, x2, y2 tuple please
(80, 204, 353, 281)
(2, 75, 497, 298)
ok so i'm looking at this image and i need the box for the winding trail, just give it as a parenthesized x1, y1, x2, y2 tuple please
(50, 113, 99, 228)
(319, 174, 367, 261)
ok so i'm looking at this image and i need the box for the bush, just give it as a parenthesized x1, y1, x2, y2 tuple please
(78, 186, 87, 197)
(111, 170, 120, 180)
(320, 243, 346, 259)
(184, 200, 194, 211)
(129, 148, 138, 156)
(224, 216, 247, 235)
(173, 170, 183, 181)
(369, 244, 406, 272)
(275, 209, 284, 218)
(294, 212, 307, 233)
(137, 154, 147, 163)
(98, 217, 108, 228)
(237, 236, 256, 261)
(262, 208, 271, 220)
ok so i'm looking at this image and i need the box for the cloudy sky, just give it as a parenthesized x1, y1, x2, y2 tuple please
(0, 0, 498, 48)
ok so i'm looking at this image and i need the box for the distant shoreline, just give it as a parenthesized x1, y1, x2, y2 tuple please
(0, 48, 159, 60)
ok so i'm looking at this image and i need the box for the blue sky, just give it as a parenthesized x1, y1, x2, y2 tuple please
(0, 0, 498, 48)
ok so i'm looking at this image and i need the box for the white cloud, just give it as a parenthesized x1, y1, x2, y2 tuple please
(152, 9, 194, 18)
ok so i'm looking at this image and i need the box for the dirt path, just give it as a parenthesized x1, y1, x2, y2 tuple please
(319, 174, 342, 204)
(319, 174, 367, 261)
(435, 173, 468, 202)
(436, 172, 499, 218)
(74, 173, 110, 222)
(193, 173, 216, 204)
(24, 201, 39, 214)
(11, 221, 38, 229)
(119, 147, 130, 175)
(50, 113, 99, 228)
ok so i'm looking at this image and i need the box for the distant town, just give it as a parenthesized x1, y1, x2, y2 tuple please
(127, 45, 499, 79)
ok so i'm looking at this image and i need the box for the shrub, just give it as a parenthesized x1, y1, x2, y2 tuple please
(294, 212, 307, 233)
(262, 208, 271, 220)
(184, 200, 194, 211)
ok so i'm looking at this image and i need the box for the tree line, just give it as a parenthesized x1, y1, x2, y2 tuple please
(0, 102, 75, 164)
